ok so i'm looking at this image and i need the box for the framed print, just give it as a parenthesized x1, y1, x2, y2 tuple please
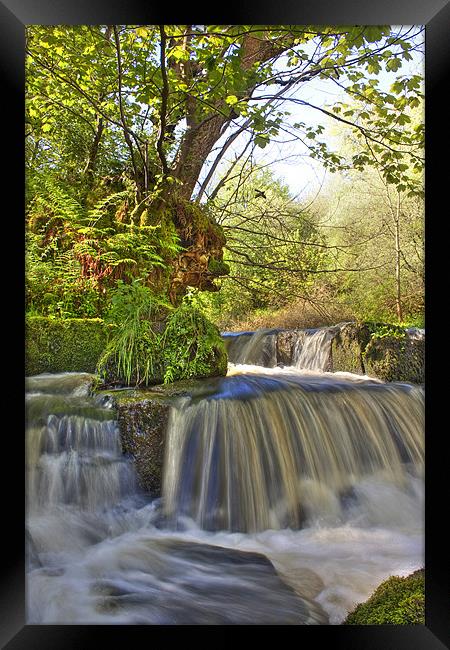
(2, 0, 448, 647)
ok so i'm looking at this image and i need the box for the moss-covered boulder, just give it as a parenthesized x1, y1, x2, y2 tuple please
(98, 304, 228, 388)
(344, 569, 424, 625)
(25, 316, 110, 376)
(364, 336, 424, 383)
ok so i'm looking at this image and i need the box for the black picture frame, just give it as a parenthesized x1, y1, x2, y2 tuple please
(2, 1, 448, 647)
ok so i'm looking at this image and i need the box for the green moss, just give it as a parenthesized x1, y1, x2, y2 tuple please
(331, 322, 372, 374)
(208, 258, 230, 276)
(26, 316, 112, 375)
(344, 569, 425, 625)
(115, 396, 171, 495)
(364, 336, 424, 383)
(170, 197, 226, 251)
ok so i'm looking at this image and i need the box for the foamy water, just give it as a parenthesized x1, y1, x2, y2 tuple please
(26, 366, 424, 625)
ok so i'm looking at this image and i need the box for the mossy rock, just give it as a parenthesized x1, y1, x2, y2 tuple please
(115, 395, 171, 495)
(25, 316, 111, 376)
(276, 329, 301, 366)
(107, 375, 230, 495)
(344, 569, 425, 625)
(364, 336, 424, 383)
(97, 306, 228, 388)
(331, 322, 372, 375)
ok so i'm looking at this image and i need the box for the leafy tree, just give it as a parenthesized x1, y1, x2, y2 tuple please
(315, 93, 424, 324)
(313, 161, 424, 323)
(26, 24, 424, 306)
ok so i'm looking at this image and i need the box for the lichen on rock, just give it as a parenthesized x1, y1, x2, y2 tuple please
(364, 335, 424, 384)
(331, 322, 371, 375)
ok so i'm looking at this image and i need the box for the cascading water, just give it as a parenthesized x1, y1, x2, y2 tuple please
(26, 327, 425, 625)
(26, 373, 137, 515)
(222, 329, 278, 367)
(292, 327, 338, 371)
(163, 370, 423, 533)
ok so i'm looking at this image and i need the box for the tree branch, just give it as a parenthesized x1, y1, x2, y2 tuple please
(157, 25, 170, 176)
(112, 26, 140, 187)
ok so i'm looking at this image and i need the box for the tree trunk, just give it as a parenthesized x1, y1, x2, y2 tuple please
(173, 114, 229, 201)
(83, 115, 104, 182)
(171, 32, 287, 202)
(152, 31, 297, 299)
(394, 193, 403, 323)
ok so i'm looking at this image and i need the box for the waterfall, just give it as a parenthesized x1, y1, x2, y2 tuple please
(222, 329, 278, 366)
(163, 371, 423, 532)
(222, 325, 339, 370)
(291, 327, 338, 371)
(26, 373, 137, 515)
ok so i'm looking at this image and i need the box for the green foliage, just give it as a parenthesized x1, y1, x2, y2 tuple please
(97, 283, 227, 386)
(366, 322, 407, 341)
(26, 316, 109, 375)
(26, 24, 424, 201)
(344, 570, 424, 625)
(25, 24, 424, 329)
(97, 280, 171, 386)
(161, 297, 228, 384)
(26, 232, 107, 318)
(26, 173, 183, 318)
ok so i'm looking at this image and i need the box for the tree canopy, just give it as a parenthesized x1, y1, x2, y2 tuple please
(26, 24, 424, 326)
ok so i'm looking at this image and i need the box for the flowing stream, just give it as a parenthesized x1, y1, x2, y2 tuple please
(26, 330, 424, 625)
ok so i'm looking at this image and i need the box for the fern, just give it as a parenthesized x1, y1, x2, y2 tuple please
(86, 190, 130, 226)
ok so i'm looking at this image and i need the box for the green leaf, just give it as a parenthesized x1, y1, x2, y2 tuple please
(363, 26, 387, 43)
(135, 27, 149, 38)
(386, 58, 402, 72)
(254, 134, 269, 148)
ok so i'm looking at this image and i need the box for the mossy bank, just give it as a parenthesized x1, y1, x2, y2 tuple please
(26, 306, 228, 387)
(344, 569, 425, 625)
(25, 316, 110, 375)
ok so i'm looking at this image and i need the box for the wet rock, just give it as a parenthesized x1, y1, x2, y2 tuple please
(276, 329, 302, 366)
(93, 538, 328, 625)
(114, 393, 171, 496)
(331, 322, 371, 375)
(111, 381, 210, 495)
(364, 336, 424, 384)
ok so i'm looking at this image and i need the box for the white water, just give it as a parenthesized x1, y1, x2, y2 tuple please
(26, 360, 424, 625)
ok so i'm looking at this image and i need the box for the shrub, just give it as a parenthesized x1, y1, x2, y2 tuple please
(97, 283, 227, 386)
(162, 300, 228, 384)
(96, 280, 170, 386)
